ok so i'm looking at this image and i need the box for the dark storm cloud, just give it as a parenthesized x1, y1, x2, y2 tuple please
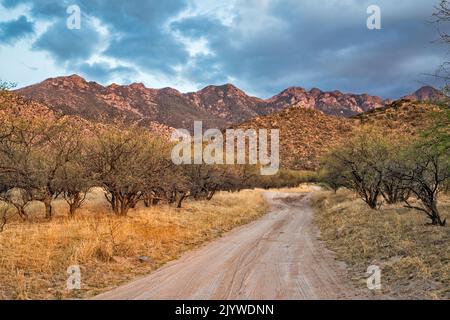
(2, 0, 68, 18)
(83, 0, 191, 75)
(173, 1, 448, 98)
(33, 18, 102, 63)
(1, 0, 190, 76)
(0, 0, 448, 98)
(77, 62, 137, 83)
(0, 15, 34, 44)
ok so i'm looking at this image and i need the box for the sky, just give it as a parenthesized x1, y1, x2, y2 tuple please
(0, 0, 448, 99)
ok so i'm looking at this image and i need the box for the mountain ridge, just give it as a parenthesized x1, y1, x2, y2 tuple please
(15, 75, 445, 131)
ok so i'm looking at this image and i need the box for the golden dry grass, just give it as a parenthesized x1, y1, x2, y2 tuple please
(266, 183, 322, 193)
(312, 189, 450, 300)
(0, 189, 268, 300)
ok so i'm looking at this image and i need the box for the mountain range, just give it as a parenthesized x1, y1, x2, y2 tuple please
(2, 75, 446, 170)
(15, 75, 444, 131)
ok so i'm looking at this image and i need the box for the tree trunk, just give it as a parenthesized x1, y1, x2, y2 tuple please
(367, 201, 377, 210)
(0, 215, 6, 232)
(69, 202, 79, 217)
(119, 200, 130, 216)
(43, 197, 53, 219)
(107, 192, 121, 215)
(14, 205, 28, 221)
(430, 202, 446, 226)
(206, 190, 216, 201)
(144, 197, 161, 207)
(110, 193, 117, 213)
(176, 192, 187, 208)
(362, 191, 379, 209)
(68, 192, 83, 217)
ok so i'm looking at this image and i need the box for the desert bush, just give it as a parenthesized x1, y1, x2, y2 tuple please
(49, 119, 99, 217)
(322, 128, 391, 209)
(394, 142, 449, 226)
(0, 113, 99, 219)
(389, 106, 450, 226)
(379, 144, 411, 204)
(249, 169, 318, 190)
(0, 188, 32, 220)
(318, 168, 346, 193)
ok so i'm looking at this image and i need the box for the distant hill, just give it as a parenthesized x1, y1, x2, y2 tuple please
(234, 100, 444, 170)
(234, 107, 355, 170)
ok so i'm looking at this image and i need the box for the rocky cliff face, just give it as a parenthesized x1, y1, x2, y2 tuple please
(266, 87, 385, 117)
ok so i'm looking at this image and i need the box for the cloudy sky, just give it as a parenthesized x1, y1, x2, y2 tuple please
(0, 0, 448, 98)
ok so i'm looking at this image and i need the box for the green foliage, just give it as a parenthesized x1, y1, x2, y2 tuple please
(423, 104, 450, 155)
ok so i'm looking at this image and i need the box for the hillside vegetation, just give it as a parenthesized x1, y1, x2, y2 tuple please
(236, 100, 444, 170)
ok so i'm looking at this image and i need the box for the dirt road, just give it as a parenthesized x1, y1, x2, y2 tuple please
(95, 191, 365, 300)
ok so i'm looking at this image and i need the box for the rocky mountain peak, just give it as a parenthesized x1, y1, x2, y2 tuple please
(405, 86, 445, 102)
(128, 82, 147, 91)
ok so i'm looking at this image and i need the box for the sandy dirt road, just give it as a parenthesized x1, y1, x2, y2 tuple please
(95, 191, 366, 300)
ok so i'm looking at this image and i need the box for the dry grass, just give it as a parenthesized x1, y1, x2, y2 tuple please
(312, 189, 450, 300)
(0, 188, 268, 300)
(266, 184, 322, 193)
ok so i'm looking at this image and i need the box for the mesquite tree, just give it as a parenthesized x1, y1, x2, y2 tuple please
(0, 114, 55, 218)
(89, 125, 172, 216)
(398, 142, 449, 226)
(323, 129, 391, 209)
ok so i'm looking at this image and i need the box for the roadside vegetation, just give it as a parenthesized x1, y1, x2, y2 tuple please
(312, 189, 449, 299)
(0, 85, 318, 225)
(315, 95, 449, 299)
